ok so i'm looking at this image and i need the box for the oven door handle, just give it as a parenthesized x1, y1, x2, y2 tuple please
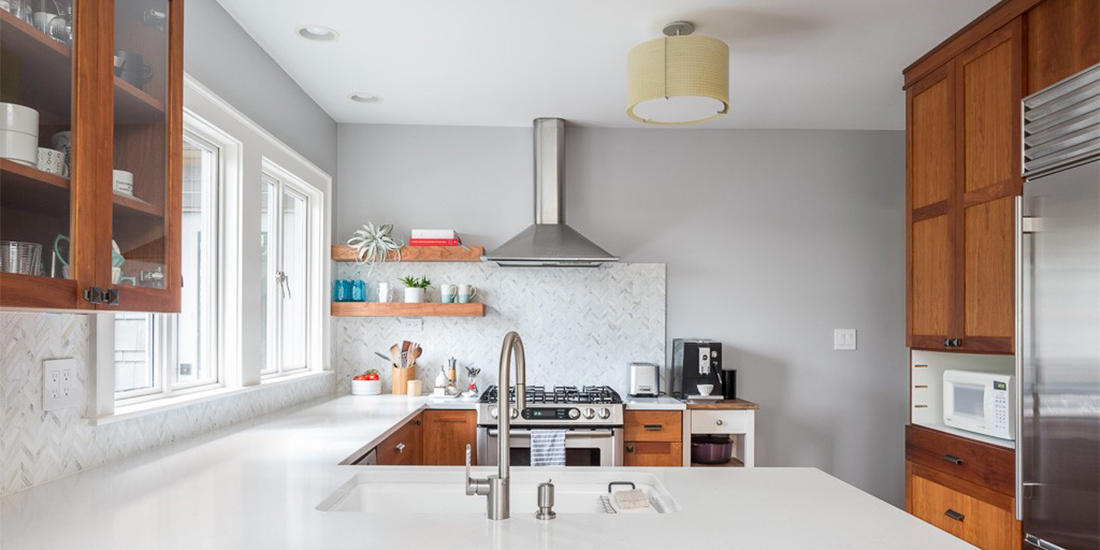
(485, 428, 618, 438)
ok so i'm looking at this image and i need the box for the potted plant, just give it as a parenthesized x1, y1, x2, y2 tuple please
(399, 276, 432, 303)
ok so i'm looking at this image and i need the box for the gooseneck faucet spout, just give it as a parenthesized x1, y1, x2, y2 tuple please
(466, 331, 526, 520)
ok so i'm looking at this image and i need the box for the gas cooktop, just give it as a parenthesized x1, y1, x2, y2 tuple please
(476, 385, 625, 426)
(478, 385, 623, 405)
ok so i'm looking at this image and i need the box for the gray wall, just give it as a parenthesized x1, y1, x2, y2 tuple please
(335, 124, 908, 507)
(184, 0, 336, 176)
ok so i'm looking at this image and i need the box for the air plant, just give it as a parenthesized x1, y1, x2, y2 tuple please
(346, 222, 402, 274)
(399, 276, 432, 289)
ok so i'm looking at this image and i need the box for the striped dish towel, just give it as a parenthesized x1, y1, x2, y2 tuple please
(529, 429, 566, 466)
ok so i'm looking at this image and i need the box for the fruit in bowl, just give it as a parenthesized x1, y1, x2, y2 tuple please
(352, 369, 382, 395)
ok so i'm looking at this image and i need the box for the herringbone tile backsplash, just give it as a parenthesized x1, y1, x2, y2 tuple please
(0, 312, 333, 496)
(334, 262, 666, 394)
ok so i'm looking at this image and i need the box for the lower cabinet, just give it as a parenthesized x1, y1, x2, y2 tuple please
(624, 441, 682, 467)
(376, 413, 423, 465)
(905, 425, 1020, 550)
(422, 410, 478, 466)
(907, 462, 1019, 550)
(624, 411, 682, 467)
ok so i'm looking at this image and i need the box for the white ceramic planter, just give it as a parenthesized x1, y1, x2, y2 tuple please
(404, 287, 426, 303)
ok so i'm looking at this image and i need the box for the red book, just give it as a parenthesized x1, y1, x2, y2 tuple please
(408, 238, 461, 246)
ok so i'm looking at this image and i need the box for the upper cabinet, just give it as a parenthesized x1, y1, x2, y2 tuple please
(907, 19, 1023, 354)
(1026, 0, 1100, 94)
(905, 0, 1098, 356)
(0, 0, 182, 311)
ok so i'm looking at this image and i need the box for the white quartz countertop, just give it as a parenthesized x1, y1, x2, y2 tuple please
(621, 395, 687, 410)
(1, 395, 974, 550)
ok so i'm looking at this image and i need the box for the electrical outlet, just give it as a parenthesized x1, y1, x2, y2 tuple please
(43, 358, 81, 411)
(402, 317, 423, 331)
(834, 329, 857, 351)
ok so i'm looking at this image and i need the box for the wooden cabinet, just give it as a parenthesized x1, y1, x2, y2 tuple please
(906, 18, 1023, 354)
(376, 413, 423, 465)
(1026, 0, 1100, 94)
(907, 461, 1020, 550)
(0, 0, 183, 312)
(905, 424, 1015, 496)
(624, 411, 682, 467)
(422, 409, 477, 466)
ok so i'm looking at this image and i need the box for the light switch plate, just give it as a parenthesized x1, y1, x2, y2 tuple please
(43, 358, 81, 411)
(834, 329, 857, 351)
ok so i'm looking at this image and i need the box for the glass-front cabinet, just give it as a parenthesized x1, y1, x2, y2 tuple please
(0, 0, 182, 311)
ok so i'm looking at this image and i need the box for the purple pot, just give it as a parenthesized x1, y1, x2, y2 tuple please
(691, 435, 733, 464)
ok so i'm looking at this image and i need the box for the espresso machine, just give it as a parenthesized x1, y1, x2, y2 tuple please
(672, 339, 723, 398)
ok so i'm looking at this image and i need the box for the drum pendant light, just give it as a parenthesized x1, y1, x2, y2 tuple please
(627, 21, 729, 125)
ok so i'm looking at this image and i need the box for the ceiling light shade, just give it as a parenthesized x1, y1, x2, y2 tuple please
(627, 22, 729, 125)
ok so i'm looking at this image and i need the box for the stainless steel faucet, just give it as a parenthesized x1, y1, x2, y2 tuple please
(466, 331, 526, 520)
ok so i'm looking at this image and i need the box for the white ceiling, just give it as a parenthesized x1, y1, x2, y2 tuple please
(215, 0, 991, 130)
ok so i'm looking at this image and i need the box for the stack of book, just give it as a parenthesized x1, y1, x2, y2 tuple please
(409, 229, 462, 246)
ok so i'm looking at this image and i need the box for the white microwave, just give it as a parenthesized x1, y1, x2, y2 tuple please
(943, 370, 1014, 441)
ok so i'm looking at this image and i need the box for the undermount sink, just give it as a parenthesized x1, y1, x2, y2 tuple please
(317, 468, 681, 515)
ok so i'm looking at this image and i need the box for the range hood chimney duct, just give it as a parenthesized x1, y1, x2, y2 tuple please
(483, 118, 619, 267)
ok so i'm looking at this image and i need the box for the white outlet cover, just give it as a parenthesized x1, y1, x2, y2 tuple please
(43, 358, 81, 411)
(402, 317, 423, 331)
(834, 329, 857, 351)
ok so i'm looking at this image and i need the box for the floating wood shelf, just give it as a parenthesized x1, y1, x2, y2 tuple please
(0, 159, 165, 219)
(0, 10, 165, 123)
(331, 302, 485, 317)
(331, 245, 485, 263)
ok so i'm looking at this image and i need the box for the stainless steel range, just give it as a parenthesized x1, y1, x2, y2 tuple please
(476, 385, 625, 467)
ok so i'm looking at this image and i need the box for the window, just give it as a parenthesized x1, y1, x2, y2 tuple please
(113, 129, 222, 403)
(260, 164, 314, 377)
(95, 76, 331, 420)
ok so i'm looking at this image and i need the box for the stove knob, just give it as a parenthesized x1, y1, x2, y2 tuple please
(597, 408, 611, 420)
(489, 406, 499, 419)
(568, 408, 581, 420)
(511, 407, 519, 419)
(582, 408, 596, 419)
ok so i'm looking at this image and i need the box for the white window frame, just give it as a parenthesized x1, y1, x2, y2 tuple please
(89, 75, 332, 423)
(260, 159, 325, 379)
(110, 116, 233, 408)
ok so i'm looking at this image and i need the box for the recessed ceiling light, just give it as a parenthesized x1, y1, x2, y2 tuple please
(349, 93, 382, 104)
(296, 25, 339, 42)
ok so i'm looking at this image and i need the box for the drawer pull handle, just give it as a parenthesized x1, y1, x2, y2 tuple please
(396, 443, 406, 453)
(944, 509, 965, 522)
(716, 420, 724, 426)
(643, 425, 663, 431)
(626, 445, 635, 452)
(943, 454, 963, 465)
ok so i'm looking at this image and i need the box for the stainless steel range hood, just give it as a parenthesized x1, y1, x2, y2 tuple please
(483, 118, 619, 267)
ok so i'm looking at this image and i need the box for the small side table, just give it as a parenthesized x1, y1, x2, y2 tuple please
(683, 399, 758, 468)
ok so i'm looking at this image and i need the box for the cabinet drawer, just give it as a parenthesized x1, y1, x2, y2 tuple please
(624, 411, 682, 442)
(376, 414, 422, 465)
(691, 410, 753, 435)
(909, 465, 1018, 550)
(624, 441, 682, 467)
(905, 424, 1014, 495)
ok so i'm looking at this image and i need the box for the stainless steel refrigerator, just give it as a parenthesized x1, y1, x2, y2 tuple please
(1018, 63, 1100, 550)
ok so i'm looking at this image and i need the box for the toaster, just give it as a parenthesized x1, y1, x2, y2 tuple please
(629, 363, 660, 397)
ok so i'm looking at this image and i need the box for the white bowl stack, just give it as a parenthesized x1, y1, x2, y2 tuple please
(0, 103, 39, 167)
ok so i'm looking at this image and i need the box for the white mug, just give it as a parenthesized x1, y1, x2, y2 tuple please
(36, 148, 67, 177)
(112, 170, 134, 195)
(457, 284, 477, 303)
(377, 282, 393, 303)
(440, 284, 456, 303)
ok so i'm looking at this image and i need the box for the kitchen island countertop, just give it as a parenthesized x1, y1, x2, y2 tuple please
(1, 395, 974, 550)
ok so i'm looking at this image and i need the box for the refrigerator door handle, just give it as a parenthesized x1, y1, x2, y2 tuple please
(1014, 196, 1026, 521)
